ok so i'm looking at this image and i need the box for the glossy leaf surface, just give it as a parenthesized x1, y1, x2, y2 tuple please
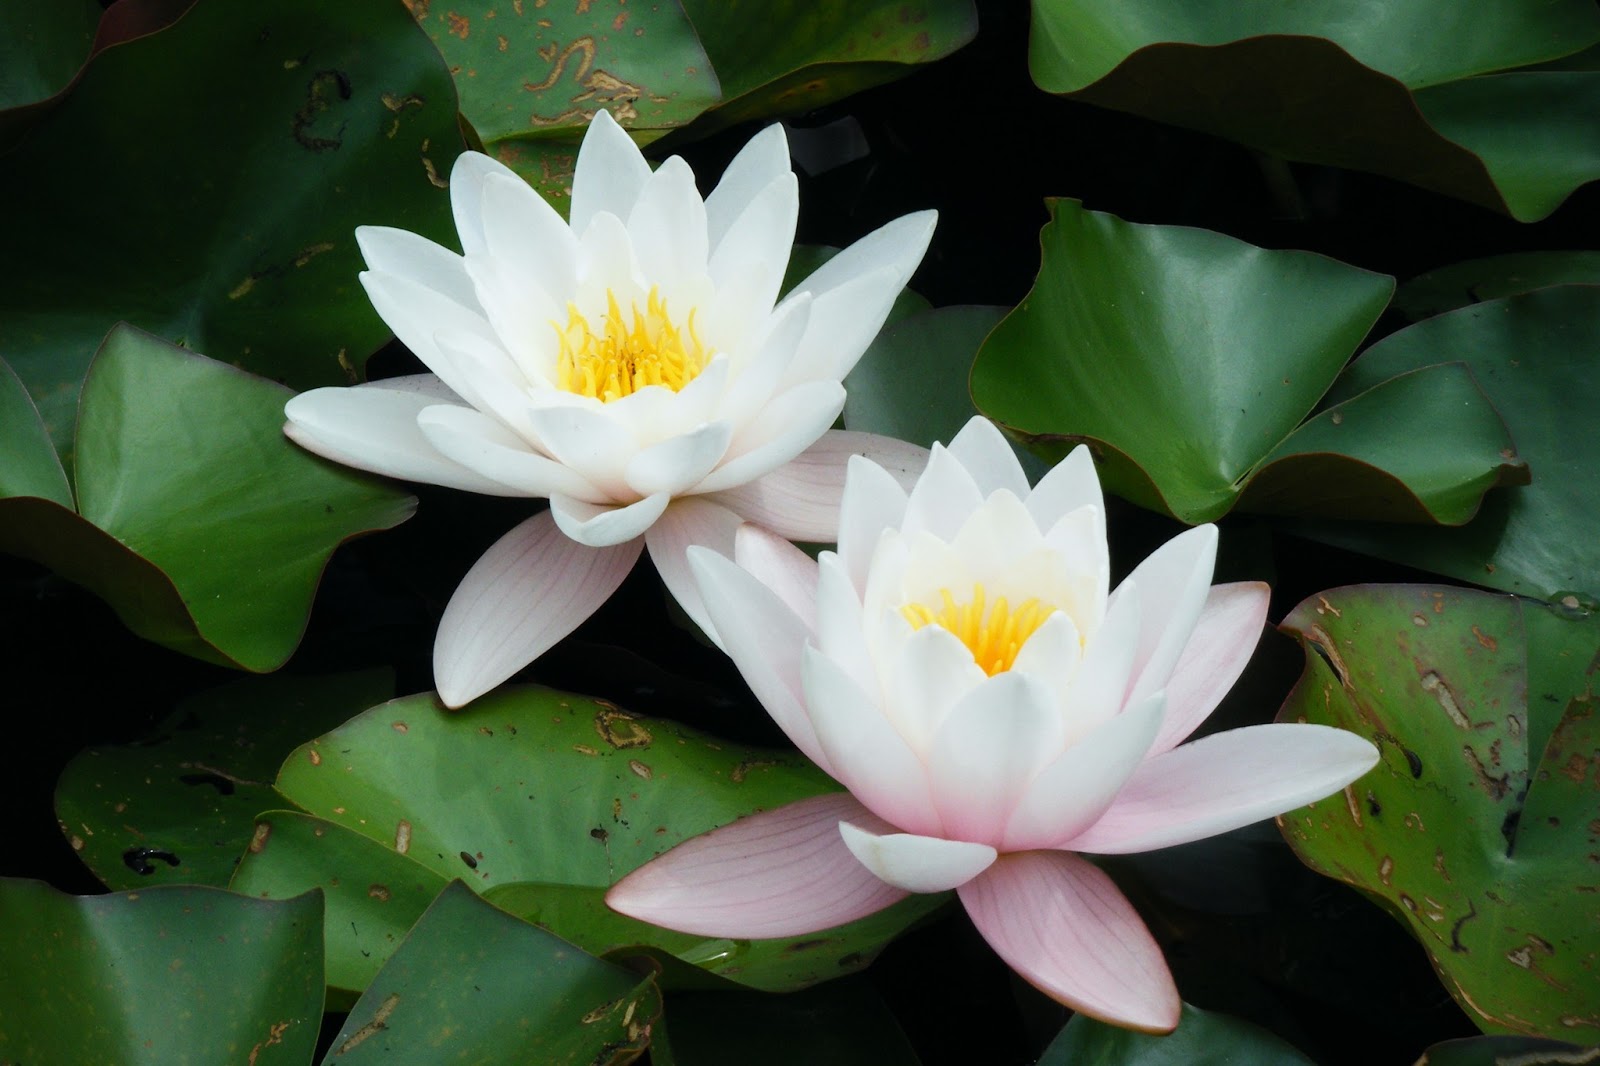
(1037, 1002, 1317, 1065)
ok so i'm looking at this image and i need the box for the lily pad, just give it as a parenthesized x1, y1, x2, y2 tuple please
(650, 979, 920, 1066)
(0, 0, 99, 112)
(0, 879, 324, 1065)
(1028, 1, 1600, 220)
(1395, 253, 1600, 321)
(1037, 1002, 1317, 1065)
(970, 199, 1523, 525)
(1277, 584, 1600, 1040)
(1416, 1035, 1600, 1065)
(0, 327, 415, 670)
(1293, 286, 1600, 605)
(0, 0, 463, 450)
(322, 881, 660, 1065)
(674, 0, 978, 137)
(269, 685, 946, 992)
(55, 669, 394, 891)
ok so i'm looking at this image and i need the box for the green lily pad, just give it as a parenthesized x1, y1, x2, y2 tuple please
(1416, 1035, 1600, 1065)
(1028, 1, 1600, 220)
(970, 199, 1523, 525)
(650, 979, 920, 1066)
(1395, 253, 1600, 321)
(0, 0, 463, 450)
(674, 0, 978, 137)
(271, 685, 946, 992)
(1037, 1002, 1317, 1065)
(0, 879, 324, 1065)
(1293, 286, 1600, 605)
(0, 0, 99, 112)
(844, 305, 1006, 450)
(0, 356, 70, 505)
(55, 669, 394, 891)
(406, 0, 719, 215)
(0, 327, 415, 670)
(1277, 584, 1600, 1040)
(321, 881, 659, 1065)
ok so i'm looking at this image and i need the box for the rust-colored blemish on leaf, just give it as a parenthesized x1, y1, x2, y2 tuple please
(308, 748, 322, 766)
(1378, 855, 1393, 885)
(293, 242, 334, 268)
(447, 11, 469, 37)
(391, 721, 409, 733)
(394, 820, 412, 854)
(228, 276, 256, 300)
(249, 823, 272, 853)
(1316, 596, 1342, 617)
(628, 759, 651, 779)
(731, 758, 775, 784)
(336, 993, 400, 1054)
(595, 706, 651, 749)
(368, 884, 391, 901)
(1471, 625, 1498, 650)
(581, 998, 619, 1024)
(1420, 671, 1471, 729)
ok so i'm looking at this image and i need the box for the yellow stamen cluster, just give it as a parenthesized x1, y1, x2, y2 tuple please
(900, 583, 1054, 676)
(554, 286, 709, 402)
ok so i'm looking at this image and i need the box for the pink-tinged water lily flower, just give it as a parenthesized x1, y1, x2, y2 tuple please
(606, 417, 1380, 1032)
(283, 111, 935, 707)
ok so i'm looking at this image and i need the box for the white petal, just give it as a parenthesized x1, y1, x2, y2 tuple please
(802, 647, 943, 838)
(526, 405, 639, 499)
(706, 172, 798, 339)
(1001, 690, 1166, 851)
(355, 226, 479, 309)
(643, 498, 741, 648)
(946, 417, 1030, 500)
(358, 271, 508, 411)
(883, 624, 987, 756)
(837, 454, 911, 594)
(415, 404, 608, 502)
(705, 123, 791, 254)
(624, 421, 733, 497)
(449, 150, 526, 258)
(575, 210, 643, 303)
(284, 383, 512, 495)
(1151, 582, 1271, 756)
(814, 551, 877, 695)
(570, 109, 653, 238)
(789, 210, 937, 302)
(1026, 444, 1104, 530)
(781, 266, 910, 386)
(550, 492, 670, 547)
(692, 381, 846, 494)
(627, 155, 709, 291)
(433, 512, 641, 707)
(462, 253, 563, 379)
(901, 443, 984, 542)
(1006, 610, 1084, 711)
(926, 672, 1066, 847)
(838, 822, 995, 894)
(705, 430, 925, 543)
(1117, 524, 1219, 705)
(1059, 578, 1141, 740)
(733, 524, 819, 633)
(709, 290, 810, 418)
(1061, 724, 1380, 855)
(479, 171, 578, 301)
(690, 546, 831, 770)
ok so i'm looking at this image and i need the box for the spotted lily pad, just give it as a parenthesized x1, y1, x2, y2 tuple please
(1277, 584, 1600, 1040)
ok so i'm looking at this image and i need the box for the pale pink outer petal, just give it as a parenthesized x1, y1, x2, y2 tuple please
(945, 416, 1030, 500)
(1149, 582, 1271, 756)
(689, 546, 832, 772)
(838, 822, 996, 894)
(958, 851, 1180, 1033)
(704, 124, 790, 253)
(550, 492, 671, 548)
(1060, 723, 1381, 855)
(1115, 524, 1219, 706)
(704, 430, 928, 542)
(605, 793, 907, 938)
(569, 109, 653, 237)
(433, 512, 642, 708)
(284, 383, 517, 495)
(802, 647, 944, 838)
(733, 524, 819, 633)
(642, 497, 742, 648)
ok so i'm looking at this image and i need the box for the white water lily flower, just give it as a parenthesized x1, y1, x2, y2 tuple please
(607, 417, 1381, 1033)
(284, 111, 935, 707)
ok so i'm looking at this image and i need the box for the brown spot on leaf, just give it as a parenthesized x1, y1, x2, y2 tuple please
(368, 884, 391, 901)
(595, 706, 652, 749)
(337, 993, 400, 1053)
(249, 823, 272, 853)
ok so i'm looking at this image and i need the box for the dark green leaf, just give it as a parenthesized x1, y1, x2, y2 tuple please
(0, 0, 463, 449)
(321, 881, 659, 1065)
(1037, 1002, 1316, 1065)
(0, 356, 70, 505)
(650, 979, 921, 1066)
(1028, 1, 1600, 219)
(1417, 1035, 1600, 1065)
(1294, 286, 1600, 604)
(1278, 585, 1600, 1040)
(675, 0, 977, 136)
(844, 305, 1005, 449)
(55, 669, 393, 890)
(0, 0, 99, 111)
(0, 326, 415, 669)
(0, 879, 323, 1065)
(969, 199, 1527, 526)
(1396, 253, 1600, 321)
(273, 685, 946, 992)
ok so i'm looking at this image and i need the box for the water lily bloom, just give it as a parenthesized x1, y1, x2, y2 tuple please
(283, 111, 935, 707)
(606, 417, 1380, 1032)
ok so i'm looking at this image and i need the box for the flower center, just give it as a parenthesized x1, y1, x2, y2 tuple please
(553, 286, 710, 402)
(900, 583, 1054, 676)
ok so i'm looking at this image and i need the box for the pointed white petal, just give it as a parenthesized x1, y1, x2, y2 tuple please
(415, 404, 608, 502)
(733, 524, 819, 633)
(706, 172, 798, 336)
(355, 226, 479, 308)
(1026, 444, 1104, 530)
(359, 270, 509, 412)
(1059, 579, 1141, 738)
(837, 454, 911, 593)
(946, 417, 1030, 499)
(479, 171, 578, 301)
(624, 421, 733, 497)
(526, 405, 638, 498)
(549, 492, 670, 547)
(449, 150, 526, 258)
(789, 210, 937, 302)
(1117, 524, 1219, 705)
(705, 123, 791, 253)
(838, 822, 995, 894)
(692, 381, 846, 494)
(627, 155, 710, 288)
(883, 624, 987, 756)
(433, 512, 641, 707)
(570, 110, 653, 237)
(901, 444, 984, 542)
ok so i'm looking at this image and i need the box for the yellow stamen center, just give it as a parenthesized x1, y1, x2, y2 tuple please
(553, 286, 710, 402)
(900, 583, 1054, 676)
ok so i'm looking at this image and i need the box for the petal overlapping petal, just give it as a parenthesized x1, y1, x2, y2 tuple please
(644, 498, 743, 648)
(838, 822, 996, 893)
